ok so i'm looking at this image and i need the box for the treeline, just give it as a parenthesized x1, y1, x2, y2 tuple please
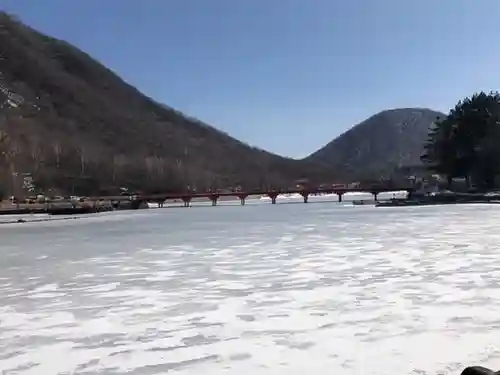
(0, 115, 282, 197)
(422, 91, 500, 189)
(0, 115, 194, 196)
(0, 107, 330, 197)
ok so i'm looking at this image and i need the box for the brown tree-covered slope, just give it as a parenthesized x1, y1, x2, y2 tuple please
(305, 108, 445, 181)
(0, 12, 336, 196)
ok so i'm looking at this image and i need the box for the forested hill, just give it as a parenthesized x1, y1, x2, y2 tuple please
(305, 108, 445, 180)
(0, 12, 334, 196)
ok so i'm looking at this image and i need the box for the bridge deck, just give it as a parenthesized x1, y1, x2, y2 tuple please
(88, 187, 413, 202)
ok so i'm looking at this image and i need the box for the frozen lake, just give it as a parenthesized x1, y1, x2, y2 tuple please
(1, 201, 500, 374)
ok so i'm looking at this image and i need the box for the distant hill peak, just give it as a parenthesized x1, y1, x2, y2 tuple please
(305, 108, 445, 180)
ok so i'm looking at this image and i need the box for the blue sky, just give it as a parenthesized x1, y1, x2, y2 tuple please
(2, 0, 500, 157)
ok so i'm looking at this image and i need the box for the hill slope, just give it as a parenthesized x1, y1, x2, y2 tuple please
(0, 12, 333, 196)
(306, 108, 445, 180)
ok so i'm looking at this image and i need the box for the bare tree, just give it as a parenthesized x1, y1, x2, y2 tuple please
(112, 154, 127, 183)
(76, 146, 85, 175)
(52, 140, 62, 168)
(2, 135, 20, 198)
(155, 156, 165, 177)
(29, 136, 44, 172)
(0, 131, 8, 159)
(145, 156, 156, 182)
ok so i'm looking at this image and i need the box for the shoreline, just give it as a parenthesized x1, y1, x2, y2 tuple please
(2, 194, 500, 225)
(375, 193, 500, 207)
(0, 215, 83, 225)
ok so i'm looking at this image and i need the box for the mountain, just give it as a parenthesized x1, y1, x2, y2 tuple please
(305, 108, 445, 181)
(0, 12, 334, 197)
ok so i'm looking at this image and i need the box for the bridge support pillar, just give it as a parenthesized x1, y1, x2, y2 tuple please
(239, 195, 248, 205)
(182, 197, 191, 207)
(337, 193, 344, 202)
(210, 195, 218, 206)
(372, 192, 379, 201)
(300, 192, 309, 203)
(268, 193, 278, 204)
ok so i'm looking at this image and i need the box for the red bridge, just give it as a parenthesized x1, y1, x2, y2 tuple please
(91, 186, 414, 208)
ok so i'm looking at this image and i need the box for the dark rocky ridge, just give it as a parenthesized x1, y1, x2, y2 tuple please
(306, 108, 445, 180)
(0, 12, 334, 196)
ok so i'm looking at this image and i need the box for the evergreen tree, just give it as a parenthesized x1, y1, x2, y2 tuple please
(422, 91, 500, 188)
